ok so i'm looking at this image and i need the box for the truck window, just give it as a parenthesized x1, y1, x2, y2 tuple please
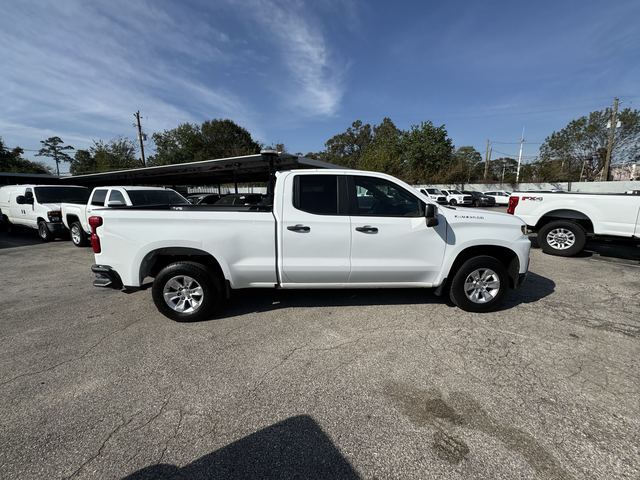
(108, 190, 126, 204)
(126, 189, 188, 206)
(293, 175, 339, 215)
(351, 176, 423, 217)
(91, 189, 108, 206)
(35, 187, 89, 204)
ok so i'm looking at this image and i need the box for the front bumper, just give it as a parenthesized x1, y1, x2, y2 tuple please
(46, 221, 66, 233)
(91, 264, 123, 289)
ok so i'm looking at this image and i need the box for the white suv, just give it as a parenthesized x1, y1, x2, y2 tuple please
(484, 190, 512, 205)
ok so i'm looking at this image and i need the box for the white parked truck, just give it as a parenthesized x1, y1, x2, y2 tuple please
(440, 189, 473, 206)
(89, 169, 531, 321)
(0, 184, 89, 240)
(507, 191, 640, 256)
(61, 186, 188, 246)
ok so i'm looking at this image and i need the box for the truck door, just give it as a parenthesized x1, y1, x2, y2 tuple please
(9, 187, 26, 225)
(280, 174, 351, 284)
(347, 175, 446, 285)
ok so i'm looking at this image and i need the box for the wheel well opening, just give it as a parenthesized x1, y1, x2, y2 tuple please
(66, 214, 80, 225)
(140, 248, 225, 285)
(535, 210, 594, 234)
(449, 246, 519, 288)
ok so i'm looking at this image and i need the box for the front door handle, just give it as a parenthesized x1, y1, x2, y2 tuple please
(287, 224, 311, 232)
(355, 225, 378, 234)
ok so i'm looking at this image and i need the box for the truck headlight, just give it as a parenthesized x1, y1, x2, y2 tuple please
(47, 211, 61, 222)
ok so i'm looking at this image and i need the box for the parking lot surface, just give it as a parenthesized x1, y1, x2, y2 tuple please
(0, 232, 639, 479)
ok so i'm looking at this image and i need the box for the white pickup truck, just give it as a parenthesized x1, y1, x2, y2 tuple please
(62, 186, 188, 246)
(507, 191, 640, 256)
(89, 169, 531, 321)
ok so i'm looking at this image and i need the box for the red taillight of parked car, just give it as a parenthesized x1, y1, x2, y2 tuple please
(506, 196, 519, 215)
(88, 216, 103, 253)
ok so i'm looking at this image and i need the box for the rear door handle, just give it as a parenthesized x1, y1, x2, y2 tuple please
(287, 224, 311, 232)
(355, 225, 378, 234)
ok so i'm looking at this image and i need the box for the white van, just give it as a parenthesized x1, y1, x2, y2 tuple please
(0, 185, 89, 241)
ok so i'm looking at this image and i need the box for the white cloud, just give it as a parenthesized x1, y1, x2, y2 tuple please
(0, 0, 261, 166)
(241, 0, 345, 116)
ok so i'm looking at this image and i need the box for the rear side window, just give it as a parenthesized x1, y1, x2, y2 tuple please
(108, 190, 126, 204)
(91, 189, 107, 206)
(293, 175, 339, 215)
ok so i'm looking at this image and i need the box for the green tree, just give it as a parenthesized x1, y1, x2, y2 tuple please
(539, 107, 640, 181)
(359, 118, 402, 175)
(69, 138, 139, 175)
(400, 121, 454, 183)
(150, 119, 261, 166)
(69, 149, 96, 175)
(323, 120, 373, 169)
(0, 138, 50, 174)
(452, 146, 483, 183)
(35, 136, 74, 176)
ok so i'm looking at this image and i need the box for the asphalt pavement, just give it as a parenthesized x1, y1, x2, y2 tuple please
(0, 232, 638, 479)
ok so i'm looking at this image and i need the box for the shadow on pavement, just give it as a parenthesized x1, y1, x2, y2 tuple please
(530, 235, 640, 263)
(208, 271, 555, 319)
(122, 415, 360, 480)
(0, 229, 45, 249)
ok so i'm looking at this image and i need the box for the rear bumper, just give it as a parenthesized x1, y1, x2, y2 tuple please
(91, 264, 123, 289)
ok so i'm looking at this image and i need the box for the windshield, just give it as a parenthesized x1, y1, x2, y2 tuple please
(34, 187, 89, 204)
(126, 189, 188, 206)
(450, 190, 462, 195)
(426, 188, 442, 195)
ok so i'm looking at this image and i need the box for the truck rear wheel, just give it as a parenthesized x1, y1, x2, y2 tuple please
(449, 256, 508, 313)
(70, 221, 89, 247)
(152, 261, 223, 322)
(537, 220, 586, 257)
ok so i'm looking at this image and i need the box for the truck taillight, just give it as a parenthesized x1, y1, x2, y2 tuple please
(88, 216, 103, 253)
(507, 196, 519, 215)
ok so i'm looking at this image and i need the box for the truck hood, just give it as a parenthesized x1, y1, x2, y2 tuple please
(440, 205, 524, 227)
(41, 203, 62, 211)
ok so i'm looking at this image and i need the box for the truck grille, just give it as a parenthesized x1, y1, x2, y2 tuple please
(463, 196, 473, 203)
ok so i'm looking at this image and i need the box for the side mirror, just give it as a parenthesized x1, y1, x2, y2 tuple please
(425, 203, 438, 227)
(16, 195, 25, 205)
(106, 200, 125, 207)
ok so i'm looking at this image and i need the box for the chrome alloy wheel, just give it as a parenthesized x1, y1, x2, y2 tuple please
(546, 228, 575, 250)
(71, 224, 82, 245)
(464, 268, 501, 304)
(162, 275, 204, 313)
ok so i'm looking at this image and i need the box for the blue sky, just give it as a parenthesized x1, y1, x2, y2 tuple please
(1, 0, 639, 173)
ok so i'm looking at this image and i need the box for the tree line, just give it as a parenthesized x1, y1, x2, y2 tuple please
(3, 106, 639, 183)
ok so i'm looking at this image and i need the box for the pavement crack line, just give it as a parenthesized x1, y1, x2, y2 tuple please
(64, 410, 143, 479)
(0, 317, 144, 388)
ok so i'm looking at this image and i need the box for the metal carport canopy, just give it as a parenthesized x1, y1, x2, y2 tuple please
(58, 152, 344, 187)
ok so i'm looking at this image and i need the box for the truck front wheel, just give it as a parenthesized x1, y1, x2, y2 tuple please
(449, 256, 508, 313)
(38, 220, 52, 242)
(70, 222, 89, 247)
(152, 261, 223, 322)
(537, 220, 586, 257)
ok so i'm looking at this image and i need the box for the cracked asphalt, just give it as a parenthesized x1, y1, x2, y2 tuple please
(0, 232, 639, 479)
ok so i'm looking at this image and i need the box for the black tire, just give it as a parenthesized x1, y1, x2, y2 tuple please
(37, 220, 52, 242)
(472, 200, 479, 207)
(70, 221, 89, 247)
(151, 261, 224, 322)
(449, 199, 457, 206)
(537, 220, 586, 257)
(449, 256, 508, 313)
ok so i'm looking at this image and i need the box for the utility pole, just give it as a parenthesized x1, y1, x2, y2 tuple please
(602, 97, 619, 181)
(134, 110, 146, 166)
(515, 126, 525, 184)
(483, 139, 491, 181)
